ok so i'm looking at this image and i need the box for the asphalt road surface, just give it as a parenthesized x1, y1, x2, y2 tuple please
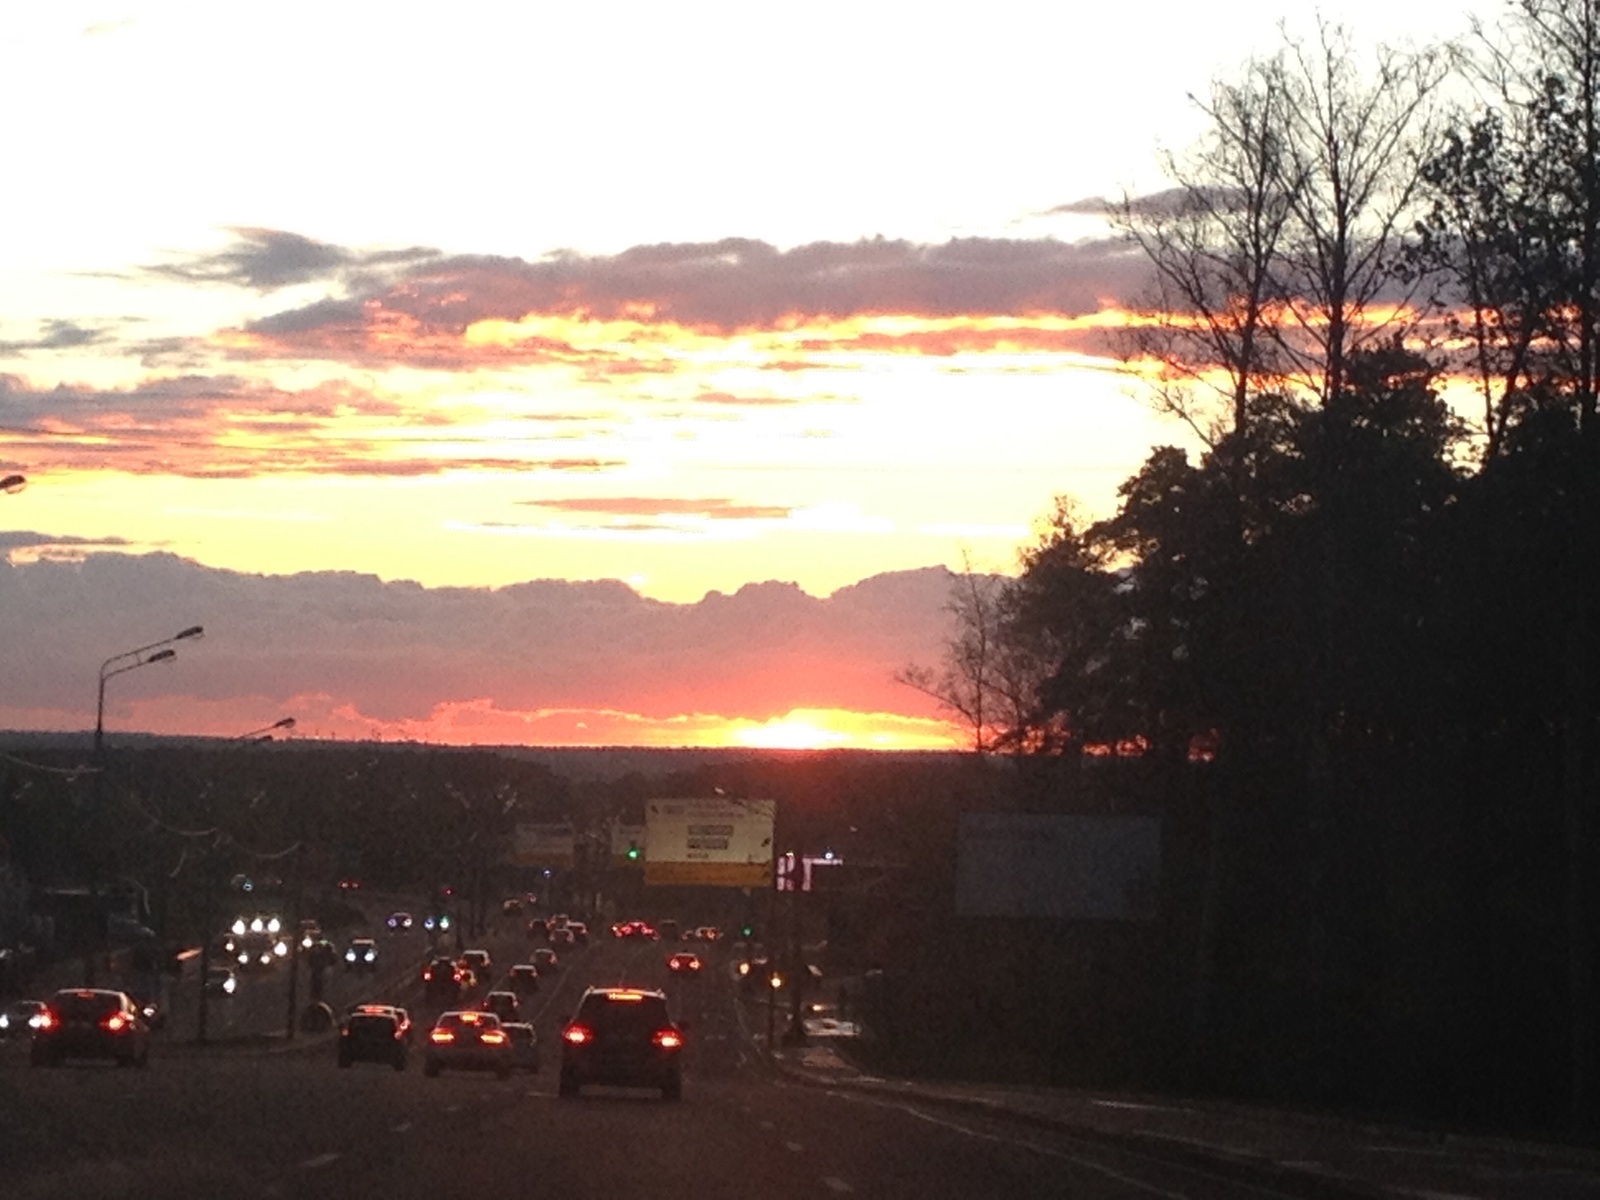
(0, 916, 1300, 1200)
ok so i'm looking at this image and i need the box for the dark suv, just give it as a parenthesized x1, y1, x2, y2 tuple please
(338, 1005, 409, 1070)
(31, 988, 151, 1068)
(559, 987, 684, 1101)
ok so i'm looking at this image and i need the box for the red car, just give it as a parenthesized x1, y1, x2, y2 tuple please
(667, 952, 704, 976)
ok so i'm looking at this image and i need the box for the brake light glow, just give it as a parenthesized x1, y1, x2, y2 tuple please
(480, 1030, 507, 1045)
(562, 1025, 592, 1045)
(36, 1009, 57, 1031)
(430, 1028, 456, 1044)
(610, 991, 645, 1002)
(103, 1013, 129, 1033)
(652, 1028, 683, 1050)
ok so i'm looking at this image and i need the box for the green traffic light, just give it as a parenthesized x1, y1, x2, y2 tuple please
(627, 845, 640, 861)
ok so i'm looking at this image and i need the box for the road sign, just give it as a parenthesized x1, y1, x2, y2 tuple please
(644, 798, 775, 887)
(509, 823, 575, 869)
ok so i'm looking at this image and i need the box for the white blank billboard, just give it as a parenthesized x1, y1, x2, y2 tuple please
(956, 813, 1160, 920)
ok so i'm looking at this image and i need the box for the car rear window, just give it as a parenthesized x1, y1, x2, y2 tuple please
(438, 1011, 500, 1031)
(348, 1014, 395, 1034)
(578, 992, 670, 1031)
(53, 991, 121, 1019)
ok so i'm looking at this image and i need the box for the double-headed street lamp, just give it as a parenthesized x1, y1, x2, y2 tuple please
(95, 626, 205, 755)
(236, 716, 296, 743)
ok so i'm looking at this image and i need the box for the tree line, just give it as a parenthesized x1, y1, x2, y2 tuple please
(909, 2, 1600, 1130)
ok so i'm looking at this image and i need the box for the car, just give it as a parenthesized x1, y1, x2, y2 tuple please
(479, 990, 521, 1023)
(549, 925, 574, 946)
(667, 951, 704, 976)
(532, 947, 559, 972)
(559, 987, 684, 1100)
(344, 937, 379, 971)
(568, 921, 589, 945)
(0, 999, 46, 1038)
(501, 897, 523, 916)
(423, 912, 453, 933)
(422, 956, 463, 999)
(31, 988, 151, 1068)
(459, 948, 492, 977)
(525, 918, 547, 942)
(385, 911, 414, 932)
(423, 1010, 513, 1078)
(503, 1021, 540, 1072)
(204, 966, 239, 996)
(338, 1005, 409, 1070)
(298, 919, 322, 950)
(507, 963, 541, 995)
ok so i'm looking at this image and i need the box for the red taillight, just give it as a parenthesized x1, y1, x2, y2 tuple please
(562, 1024, 592, 1045)
(36, 1009, 57, 1031)
(103, 1012, 129, 1033)
(652, 1028, 683, 1050)
(689, 960, 701, 971)
(480, 1030, 507, 1045)
(430, 1028, 456, 1044)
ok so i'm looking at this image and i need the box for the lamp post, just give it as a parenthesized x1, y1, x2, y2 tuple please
(86, 625, 203, 982)
(95, 625, 204, 755)
(236, 717, 295, 743)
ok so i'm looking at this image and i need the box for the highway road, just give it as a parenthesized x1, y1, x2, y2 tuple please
(0, 912, 1295, 1200)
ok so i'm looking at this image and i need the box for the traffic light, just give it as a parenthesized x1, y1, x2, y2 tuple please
(740, 922, 755, 939)
(626, 843, 641, 861)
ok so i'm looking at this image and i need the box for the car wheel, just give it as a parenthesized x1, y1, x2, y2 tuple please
(424, 1060, 441, 1077)
(558, 1068, 579, 1098)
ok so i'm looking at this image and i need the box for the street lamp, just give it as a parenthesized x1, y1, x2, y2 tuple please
(95, 626, 204, 754)
(236, 717, 296, 743)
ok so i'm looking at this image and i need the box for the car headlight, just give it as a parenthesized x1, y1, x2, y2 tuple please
(345, 949, 356, 961)
(273, 941, 288, 957)
(364, 950, 376, 962)
(224, 977, 237, 995)
(231, 919, 246, 936)
(249, 918, 265, 933)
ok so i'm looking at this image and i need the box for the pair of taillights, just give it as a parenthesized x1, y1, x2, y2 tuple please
(430, 1028, 507, 1045)
(32, 1011, 136, 1033)
(561, 1025, 682, 1050)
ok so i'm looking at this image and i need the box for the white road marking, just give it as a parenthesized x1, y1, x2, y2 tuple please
(821, 1177, 853, 1193)
(836, 1092, 1191, 1200)
(760, 1119, 776, 1130)
(393, 1121, 412, 1133)
(785, 1140, 804, 1153)
(300, 1153, 341, 1170)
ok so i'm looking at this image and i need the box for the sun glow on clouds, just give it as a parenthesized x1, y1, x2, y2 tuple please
(212, 695, 965, 751)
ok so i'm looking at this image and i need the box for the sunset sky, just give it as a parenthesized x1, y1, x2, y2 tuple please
(0, 1, 1496, 750)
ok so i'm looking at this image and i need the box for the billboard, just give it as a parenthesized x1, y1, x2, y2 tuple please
(955, 813, 1160, 920)
(644, 798, 774, 887)
(509, 823, 575, 869)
